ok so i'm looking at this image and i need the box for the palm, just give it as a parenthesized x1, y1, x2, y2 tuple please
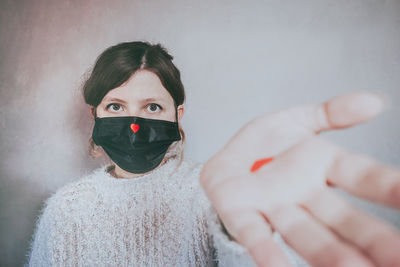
(200, 92, 400, 267)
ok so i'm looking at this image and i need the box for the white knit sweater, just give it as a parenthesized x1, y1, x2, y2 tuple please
(25, 140, 309, 266)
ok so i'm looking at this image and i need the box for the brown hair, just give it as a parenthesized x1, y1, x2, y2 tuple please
(82, 41, 186, 166)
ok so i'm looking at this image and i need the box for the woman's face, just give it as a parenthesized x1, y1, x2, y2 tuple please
(93, 70, 184, 122)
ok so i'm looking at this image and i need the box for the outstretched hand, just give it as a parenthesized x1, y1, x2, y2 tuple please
(199, 92, 400, 267)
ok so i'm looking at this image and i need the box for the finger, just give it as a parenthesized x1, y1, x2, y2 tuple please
(299, 188, 400, 267)
(267, 205, 375, 267)
(223, 210, 291, 267)
(293, 92, 386, 134)
(327, 149, 400, 209)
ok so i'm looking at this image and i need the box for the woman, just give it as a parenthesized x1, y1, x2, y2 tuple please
(26, 41, 400, 267)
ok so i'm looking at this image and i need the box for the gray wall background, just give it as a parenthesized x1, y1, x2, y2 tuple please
(1, 0, 399, 266)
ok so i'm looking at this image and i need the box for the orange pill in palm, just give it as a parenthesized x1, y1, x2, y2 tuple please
(250, 157, 275, 173)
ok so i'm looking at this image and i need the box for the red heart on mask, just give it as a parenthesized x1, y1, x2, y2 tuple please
(130, 123, 140, 133)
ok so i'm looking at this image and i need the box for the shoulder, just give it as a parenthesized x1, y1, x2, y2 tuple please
(173, 157, 205, 186)
(40, 168, 103, 217)
(176, 157, 212, 207)
(180, 157, 204, 175)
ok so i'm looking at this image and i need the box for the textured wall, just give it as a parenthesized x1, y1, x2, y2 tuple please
(1, 0, 399, 266)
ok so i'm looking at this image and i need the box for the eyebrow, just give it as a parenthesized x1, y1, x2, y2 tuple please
(103, 97, 163, 104)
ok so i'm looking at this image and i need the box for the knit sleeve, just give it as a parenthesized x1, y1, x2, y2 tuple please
(205, 205, 310, 267)
(25, 194, 78, 267)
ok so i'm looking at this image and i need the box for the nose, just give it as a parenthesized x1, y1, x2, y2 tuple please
(126, 106, 144, 118)
(124, 103, 156, 119)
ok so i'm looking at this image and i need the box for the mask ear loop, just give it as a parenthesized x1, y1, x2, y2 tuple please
(92, 106, 97, 119)
(174, 103, 179, 123)
(174, 103, 182, 140)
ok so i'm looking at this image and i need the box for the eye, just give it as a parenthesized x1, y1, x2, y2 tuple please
(106, 103, 123, 112)
(146, 103, 163, 113)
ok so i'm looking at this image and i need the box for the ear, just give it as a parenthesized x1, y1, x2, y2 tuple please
(177, 104, 184, 122)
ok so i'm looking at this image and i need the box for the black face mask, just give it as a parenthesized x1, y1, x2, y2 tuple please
(92, 109, 181, 174)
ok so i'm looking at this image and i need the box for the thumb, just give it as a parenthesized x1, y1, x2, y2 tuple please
(290, 91, 389, 134)
(322, 91, 388, 131)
